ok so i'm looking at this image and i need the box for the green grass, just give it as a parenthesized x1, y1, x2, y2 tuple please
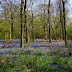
(0, 54, 72, 72)
(0, 41, 2, 43)
(0, 48, 72, 72)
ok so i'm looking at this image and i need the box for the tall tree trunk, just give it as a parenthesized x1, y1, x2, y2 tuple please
(44, 0, 47, 40)
(11, 12, 13, 40)
(48, 0, 52, 43)
(10, 3, 13, 43)
(62, 0, 67, 47)
(24, 0, 29, 44)
(5, 14, 7, 44)
(20, 0, 24, 48)
(59, 0, 64, 40)
(10, 13, 12, 43)
(32, 12, 34, 42)
(31, 2, 34, 42)
(10, 12, 13, 43)
(5, 13, 9, 47)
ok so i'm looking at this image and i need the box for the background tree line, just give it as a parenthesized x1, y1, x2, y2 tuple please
(0, 0, 72, 47)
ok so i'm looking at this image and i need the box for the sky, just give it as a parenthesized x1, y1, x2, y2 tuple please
(33, 0, 72, 19)
(68, 0, 72, 18)
(0, 0, 72, 19)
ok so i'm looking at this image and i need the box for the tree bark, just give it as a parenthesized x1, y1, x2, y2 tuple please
(11, 12, 13, 40)
(62, 0, 67, 47)
(44, 0, 47, 40)
(24, 0, 29, 44)
(59, 0, 64, 40)
(31, 2, 34, 42)
(10, 13, 12, 43)
(48, 0, 52, 43)
(32, 12, 34, 42)
(5, 14, 7, 44)
(20, 0, 24, 48)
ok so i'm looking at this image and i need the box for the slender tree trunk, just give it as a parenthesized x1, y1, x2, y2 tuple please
(48, 0, 52, 43)
(10, 12, 13, 43)
(59, 1, 62, 40)
(62, 0, 67, 47)
(5, 14, 7, 45)
(44, 0, 47, 40)
(20, 0, 24, 48)
(10, 14, 12, 42)
(59, 0, 64, 40)
(31, 2, 34, 42)
(24, 0, 29, 44)
(21, 0, 22, 47)
(11, 12, 13, 40)
(9, 13, 13, 43)
(44, 0, 45, 39)
(32, 12, 34, 42)
(4, 13, 9, 47)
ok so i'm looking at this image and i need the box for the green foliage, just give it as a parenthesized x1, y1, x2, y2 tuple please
(0, 13, 72, 39)
(52, 54, 61, 64)
(67, 22, 72, 39)
(0, 19, 5, 39)
(0, 52, 72, 72)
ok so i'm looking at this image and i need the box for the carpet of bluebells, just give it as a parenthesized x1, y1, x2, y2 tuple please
(0, 39, 72, 72)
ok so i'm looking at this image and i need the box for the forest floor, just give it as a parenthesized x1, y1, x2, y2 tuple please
(0, 39, 72, 72)
(0, 39, 72, 49)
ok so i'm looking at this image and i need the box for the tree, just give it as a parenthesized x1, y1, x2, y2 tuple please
(31, 2, 34, 42)
(59, 0, 64, 40)
(24, 0, 29, 44)
(62, 0, 67, 47)
(1, 0, 19, 42)
(44, 0, 47, 40)
(20, 0, 24, 48)
(48, 0, 52, 43)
